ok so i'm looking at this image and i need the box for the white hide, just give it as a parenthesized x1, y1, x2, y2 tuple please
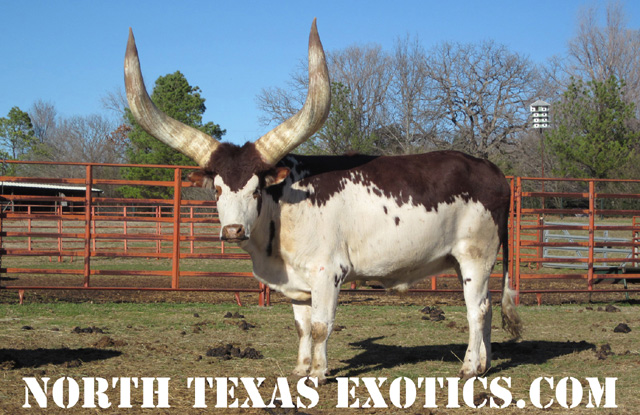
(245, 178, 499, 299)
(214, 175, 260, 239)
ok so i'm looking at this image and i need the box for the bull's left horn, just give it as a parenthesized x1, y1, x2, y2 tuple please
(124, 28, 220, 169)
(254, 19, 331, 166)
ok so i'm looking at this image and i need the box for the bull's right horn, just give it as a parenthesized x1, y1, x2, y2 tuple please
(124, 28, 220, 169)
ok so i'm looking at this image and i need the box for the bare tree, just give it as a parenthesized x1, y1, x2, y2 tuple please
(258, 38, 538, 160)
(101, 87, 130, 118)
(423, 40, 537, 158)
(564, 2, 640, 106)
(28, 100, 57, 144)
(383, 35, 435, 153)
(330, 44, 392, 141)
(257, 44, 392, 153)
(50, 114, 123, 165)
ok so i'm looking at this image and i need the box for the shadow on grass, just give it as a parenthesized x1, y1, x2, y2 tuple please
(334, 336, 595, 378)
(0, 348, 122, 369)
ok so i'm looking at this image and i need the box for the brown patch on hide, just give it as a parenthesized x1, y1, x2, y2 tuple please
(295, 321, 304, 338)
(311, 322, 328, 342)
(277, 151, 509, 230)
(205, 142, 271, 191)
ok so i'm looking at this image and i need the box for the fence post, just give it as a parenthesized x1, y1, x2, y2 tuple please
(171, 168, 182, 289)
(631, 216, 640, 267)
(91, 206, 96, 253)
(587, 180, 595, 291)
(156, 206, 161, 255)
(536, 214, 543, 270)
(0, 198, 3, 289)
(27, 205, 32, 252)
(57, 203, 62, 262)
(123, 205, 128, 253)
(509, 177, 516, 285)
(514, 177, 522, 304)
(83, 165, 93, 288)
(190, 206, 194, 254)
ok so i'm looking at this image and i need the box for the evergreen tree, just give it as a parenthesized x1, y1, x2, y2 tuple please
(0, 107, 37, 160)
(297, 82, 378, 155)
(546, 76, 638, 179)
(0, 107, 40, 174)
(122, 71, 225, 199)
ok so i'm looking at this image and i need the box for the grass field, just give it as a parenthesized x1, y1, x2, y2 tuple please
(0, 300, 638, 414)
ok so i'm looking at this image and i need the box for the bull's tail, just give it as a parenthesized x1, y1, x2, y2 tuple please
(501, 237, 522, 339)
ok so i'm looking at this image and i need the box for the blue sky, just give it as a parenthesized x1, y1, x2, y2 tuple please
(2, 0, 640, 146)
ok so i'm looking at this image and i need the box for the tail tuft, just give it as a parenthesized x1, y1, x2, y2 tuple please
(501, 272, 523, 339)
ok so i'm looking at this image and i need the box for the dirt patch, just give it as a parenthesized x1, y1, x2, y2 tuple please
(92, 336, 127, 348)
(205, 344, 263, 360)
(72, 326, 106, 334)
(614, 323, 632, 333)
(420, 306, 445, 321)
(595, 343, 614, 360)
(224, 319, 256, 331)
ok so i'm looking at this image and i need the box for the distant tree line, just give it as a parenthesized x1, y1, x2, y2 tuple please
(1, 1, 638, 200)
(258, 2, 640, 181)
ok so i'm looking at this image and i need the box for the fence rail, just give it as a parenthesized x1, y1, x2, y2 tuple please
(1, 160, 640, 305)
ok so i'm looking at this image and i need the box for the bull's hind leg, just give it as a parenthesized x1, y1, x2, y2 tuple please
(456, 256, 493, 379)
(292, 300, 312, 377)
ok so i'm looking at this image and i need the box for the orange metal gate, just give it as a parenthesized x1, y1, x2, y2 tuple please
(512, 177, 640, 304)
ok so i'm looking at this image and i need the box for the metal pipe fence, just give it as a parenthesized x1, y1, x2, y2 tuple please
(0, 161, 266, 306)
(1, 161, 640, 306)
(513, 177, 640, 304)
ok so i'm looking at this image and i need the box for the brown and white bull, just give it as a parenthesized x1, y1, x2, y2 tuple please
(124, 19, 522, 383)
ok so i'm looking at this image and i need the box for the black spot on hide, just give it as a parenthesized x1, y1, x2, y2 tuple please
(334, 264, 349, 287)
(266, 221, 275, 256)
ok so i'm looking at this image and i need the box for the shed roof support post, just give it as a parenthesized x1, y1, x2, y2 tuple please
(171, 168, 182, 289)
(83, 164, 92, 288)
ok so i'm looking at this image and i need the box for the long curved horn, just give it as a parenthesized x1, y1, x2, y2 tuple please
(255, 19, 331, 166)
(124, 28, 220, 169)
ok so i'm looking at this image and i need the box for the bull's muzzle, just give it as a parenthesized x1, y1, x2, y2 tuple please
(221, 224, 247, 242)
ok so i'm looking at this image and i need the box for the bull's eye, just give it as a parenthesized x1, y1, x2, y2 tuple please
(215, 185, 222, 196)
(252, 188, 261, 199)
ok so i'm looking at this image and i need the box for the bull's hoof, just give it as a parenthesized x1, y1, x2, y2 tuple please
(458, 365, 481, 380)
(291, 367, 309, 378)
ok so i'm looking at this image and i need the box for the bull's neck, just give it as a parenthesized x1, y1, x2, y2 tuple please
(243, 195, 280, 258)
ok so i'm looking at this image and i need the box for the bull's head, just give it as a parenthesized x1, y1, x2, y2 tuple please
(124, 20, 330, 242)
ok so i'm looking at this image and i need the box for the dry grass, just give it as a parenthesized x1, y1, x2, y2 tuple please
(0, 301, 638, 414)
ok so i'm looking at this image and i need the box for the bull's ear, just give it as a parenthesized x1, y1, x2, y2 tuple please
(264, 167, 290, 187)
(188, 170, 214, 188)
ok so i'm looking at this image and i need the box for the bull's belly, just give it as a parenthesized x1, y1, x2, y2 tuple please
(342, 197, 499, 287)
(346, 233, 455, 288)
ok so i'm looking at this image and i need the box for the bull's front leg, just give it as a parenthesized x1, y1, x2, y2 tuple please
(292, 299, 312, 377)
(307, 264, 344, 384)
